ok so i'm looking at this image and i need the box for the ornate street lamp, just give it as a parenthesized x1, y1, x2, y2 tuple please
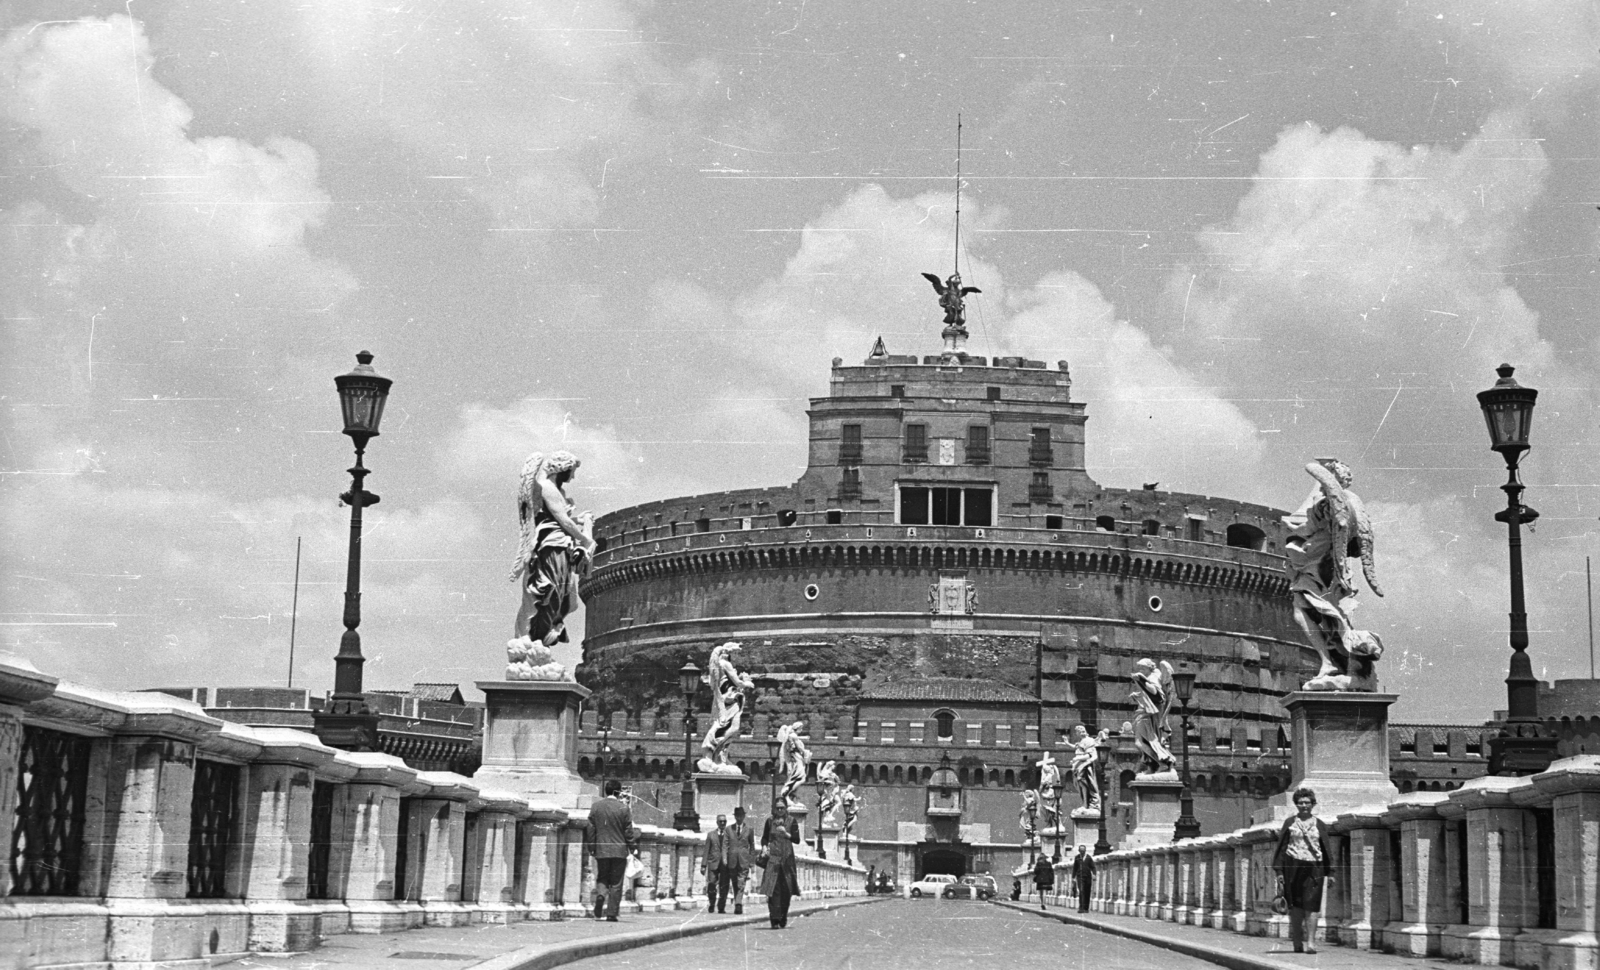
(313, 351, 392, 752)
(838, 748, 853, 865)
(1021, 754, 1038, 863)
(1476, 364, 1560, 775)
(766, 736, 781, 815)
(1093, 731, 1116, 856)
(598, 721, 613, 794)
(1171, 668, 1201, 841)
(673, 661, 702, 831)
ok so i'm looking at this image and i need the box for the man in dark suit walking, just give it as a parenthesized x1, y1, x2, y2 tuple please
(727, 806, 755, 915)
(702, 814, 735, 913)
(1071, 844, 1096, 912)
(586, 780, 634, 921)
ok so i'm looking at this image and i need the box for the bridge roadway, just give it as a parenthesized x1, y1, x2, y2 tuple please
(560, 897, 1225, 970)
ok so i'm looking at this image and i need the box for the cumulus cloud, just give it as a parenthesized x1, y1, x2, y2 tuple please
(2, 474, 503, 689)
(151, 0, 703, 231)
(1153, 111, 1600, 719)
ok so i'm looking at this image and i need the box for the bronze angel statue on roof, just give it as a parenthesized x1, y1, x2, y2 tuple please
(921, 272, 981, 327)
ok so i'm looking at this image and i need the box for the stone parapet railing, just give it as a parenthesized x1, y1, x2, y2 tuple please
(1074, 758, 1600, 970)
(0, 654, 865, 970)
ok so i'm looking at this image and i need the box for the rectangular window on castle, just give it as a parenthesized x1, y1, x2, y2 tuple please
(965, 425, 990, 464)
(903, 424, 928, 463)
(1029, 427, 1053, 466)
(839, 424, 863, 464)
(1028, 472, 1052, 504)
(899, 486, 993, 526)
(840, 467, 861, 501)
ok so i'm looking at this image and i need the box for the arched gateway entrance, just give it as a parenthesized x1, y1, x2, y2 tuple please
(916, 846, 968, 879)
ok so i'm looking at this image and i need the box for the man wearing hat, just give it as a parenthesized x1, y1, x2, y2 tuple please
(728, 805, 756, 914)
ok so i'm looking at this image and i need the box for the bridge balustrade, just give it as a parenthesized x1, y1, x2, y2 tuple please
(0, 654, 865, 970)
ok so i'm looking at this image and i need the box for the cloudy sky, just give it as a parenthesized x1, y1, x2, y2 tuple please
(2, 1, 1595, 722)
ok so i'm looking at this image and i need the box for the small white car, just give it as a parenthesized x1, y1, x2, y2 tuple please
(908, 873, 957, 898)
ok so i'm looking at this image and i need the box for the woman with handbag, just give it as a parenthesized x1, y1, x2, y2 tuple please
(1273, 786, 1334, 954)
(758, 803, 801, 929)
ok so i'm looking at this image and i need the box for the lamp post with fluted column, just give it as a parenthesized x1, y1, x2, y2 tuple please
(1171, 669, 1201, 841)
(673, 661, 701, 831)
(766, 736, 781, 814)
(1476, 364, 1560, 776)
(312, 351, 392, 752)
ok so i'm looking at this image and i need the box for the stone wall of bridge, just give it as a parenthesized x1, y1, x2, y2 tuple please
(1072, 758, 1600, 970)
(0, 654, 864, 970)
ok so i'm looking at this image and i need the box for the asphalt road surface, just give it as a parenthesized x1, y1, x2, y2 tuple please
(561, 898, 1225, 970)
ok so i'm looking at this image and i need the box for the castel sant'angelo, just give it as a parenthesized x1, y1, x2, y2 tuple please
(573, 287, 1326, 878)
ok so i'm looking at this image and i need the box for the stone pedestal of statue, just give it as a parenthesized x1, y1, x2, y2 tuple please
(817, 821, 840, 862)
(473, 680, 591, 809)
(1069, 808, 1102, 851)
(1122, 773, 1184, 848)
(1254, 691, 1399, 824)
(692, 772, 747, 831)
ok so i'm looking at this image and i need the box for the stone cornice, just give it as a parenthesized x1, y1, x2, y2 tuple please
(24, 681, 221, 741)
(248, 728, 339, 770)
(197, 721, 266, 764)
(341, 751, 420, 789)
(474, 788, 533, 817)
(414, 770, 479, 801)
(1529, 756, 1600, 800)
(0, 653, 58, 708)
(1441, 775, 1525, 815)
(1381, 791, 1449, 825)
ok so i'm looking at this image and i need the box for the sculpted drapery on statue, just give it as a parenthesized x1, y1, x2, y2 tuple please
(697, 641, 754, 774)
(1018, 788, 1039, 843)
(1283, 458, 1385, 691)
(1130, 658, 1177, 775)
(815, 760, 842, 824)
(1036, 750, 1062, 831)
(1068, 724, 1110, 813)
(776, 720, 812, 813)
(839, 784, 859, 843)
(506, 450, 594, 680)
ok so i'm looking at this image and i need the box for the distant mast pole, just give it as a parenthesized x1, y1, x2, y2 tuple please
(1588, 555, 1595, 679)
(954, 114, 962, 276)
(288, 536, 302, 689)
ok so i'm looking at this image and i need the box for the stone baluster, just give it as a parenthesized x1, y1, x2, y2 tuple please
(408, 771, 479, 926)
(330, 752, 420, 933)
(1332, 809, 1393, 950)
(517, 807, 568, 919)
(473, 788, 531, 923)
(1322, 831, 1349, 943)
(1529, 758, 1600, 970)
(1383, 792, 1451, 956)
(1195, 839, 1217, 927)
(1175, 843, 1197, 924)
(557, 817, 588, 917)
(237, 729, 338, 952)
(1441, 777, 1532, 965)
(1224, 834, 1247, 931)
(1240, 824, 1278, 937)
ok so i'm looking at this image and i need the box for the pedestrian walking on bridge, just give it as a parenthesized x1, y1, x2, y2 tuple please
(1071, 845, 1096, 912)
(1032, 854, 1055, 910)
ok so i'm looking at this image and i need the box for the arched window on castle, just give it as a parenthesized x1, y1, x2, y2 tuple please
(933, 709, 956, 741)
(1226, 523, 1266, 551)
